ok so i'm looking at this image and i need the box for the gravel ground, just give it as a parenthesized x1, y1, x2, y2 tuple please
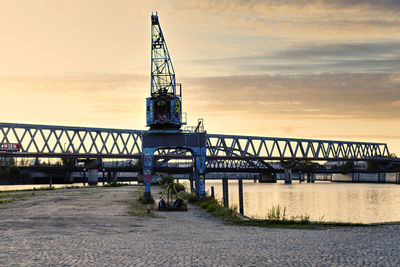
(0, 186, 399, 266)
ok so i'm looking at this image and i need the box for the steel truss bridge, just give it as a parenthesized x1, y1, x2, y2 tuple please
(0, 122, 392, 173)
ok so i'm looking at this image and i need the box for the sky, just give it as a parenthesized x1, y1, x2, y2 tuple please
(0, 0, 399, 154)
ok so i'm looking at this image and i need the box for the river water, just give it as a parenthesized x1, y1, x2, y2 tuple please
(205, 181, 400, 223)
(1, 181, 399, 223)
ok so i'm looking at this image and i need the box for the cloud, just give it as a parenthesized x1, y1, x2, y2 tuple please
(187, 42, 400, 75)
(392, 101, 400, 107)
(182, 72, 400, 120)
(0, 73, 149, 118)
(175, 0, 400, 14)
(169, 0, 400, 40)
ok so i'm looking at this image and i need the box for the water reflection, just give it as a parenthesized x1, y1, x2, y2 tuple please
(205, 181, 400, 223)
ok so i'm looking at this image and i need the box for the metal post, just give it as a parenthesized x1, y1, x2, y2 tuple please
(238, 179, 244, 215)
(83, 168, 86, 186)
(102, 168, 105, 185)
(222, 178, 229, 208)
(49, 176, 52, 187)
(189, 173, 194, 193)
(211, 186, 215, 198)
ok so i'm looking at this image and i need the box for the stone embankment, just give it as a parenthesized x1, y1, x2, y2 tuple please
(0, 186, 399, 266)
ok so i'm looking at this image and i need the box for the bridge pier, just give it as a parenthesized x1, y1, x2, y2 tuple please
(259, 173, 277, 183)
(87, 169, 98, 186)
(284, 169, 292, 184)
(112, 172, 118, 182)
(84, 159, 102, 186)
(66, 172, 73, 183)
(352, 173, 360, 182)
(306, 173, 315, 183)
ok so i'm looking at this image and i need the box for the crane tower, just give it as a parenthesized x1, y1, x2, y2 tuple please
(142, 13, 206, 200)
(146, 13, 185, 130)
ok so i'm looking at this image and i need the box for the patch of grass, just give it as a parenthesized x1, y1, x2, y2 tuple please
(0, 186, 56, 193)
(178, 191, 206, 203)
(234, 219, 400, 229)
(199, 198, 218, 209)
(0, 199, 14, 204)
(138, 192, 154, 204)
(0, 192, 35, 198)
(129, 189, 161, 218)
(0, 191, 36, 206)
(204, 202, 242, 222)
(35, 186, 56, 191)
(232, 205, 400, 229)
(0, 188, 35, 193)
(102, 182, 129, 187)
(180, 192, 242, 223)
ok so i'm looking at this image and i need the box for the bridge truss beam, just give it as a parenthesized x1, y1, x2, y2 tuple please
(206, 134, 390, 161)
(0, 123, 392, 162)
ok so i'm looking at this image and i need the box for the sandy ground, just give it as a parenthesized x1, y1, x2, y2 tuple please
(0, 186, 399, 266)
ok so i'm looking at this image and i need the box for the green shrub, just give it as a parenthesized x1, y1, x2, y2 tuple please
(174, 181, 186, 192)
(200, 198, 218, 209)
(178, 191, 200, 203)
(160, 175, 174, 186)
(138, 193, 154, 204)
(206, 203, 221, 213)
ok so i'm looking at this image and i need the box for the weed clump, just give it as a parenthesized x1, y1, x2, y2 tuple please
(266, 204, 284, 220)
(138, 192, 154, 204)
(177, 191, 201, 203)
(103, 182, 128, 187)
(160, 176, 186, 192)
(129, 189, 160, 218)
(178, 192, 242, 223)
